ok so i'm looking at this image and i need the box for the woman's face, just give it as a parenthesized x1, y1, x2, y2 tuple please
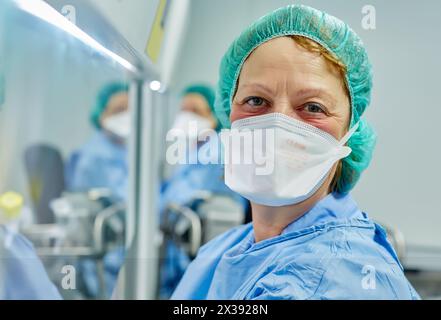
(231, 36, 351, 141)
(99, 91, 129, 126)
(181, 93, 217, 130)
(231, 36, 351, 198)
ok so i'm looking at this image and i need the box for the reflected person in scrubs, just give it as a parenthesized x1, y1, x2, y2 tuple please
(160, 84, 246, 213)
(172, 5, 420, 299)
(160, 84, 247, 298)
(65, 83, 129, 298)
(66, 82, 130, 201)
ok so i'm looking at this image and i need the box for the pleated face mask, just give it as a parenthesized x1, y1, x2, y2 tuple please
(223, 113, 358, 206)
(102, 111, 131, 141)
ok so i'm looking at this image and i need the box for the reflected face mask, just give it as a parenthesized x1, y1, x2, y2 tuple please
(224, 113, 358, 207)
(172, 110, 213, 145)
(102, 111, 131, 141)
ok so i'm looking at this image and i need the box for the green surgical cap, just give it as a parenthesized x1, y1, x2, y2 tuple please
(183, 84, 216, 114)
(91, 82, 129, 129)
(214, 4, 376, 193)
(183, 84, 220, 130)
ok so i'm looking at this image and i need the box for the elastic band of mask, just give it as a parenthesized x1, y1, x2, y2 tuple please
(339, 122, 359, 146)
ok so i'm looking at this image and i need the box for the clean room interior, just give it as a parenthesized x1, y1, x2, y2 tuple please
(1, 0, 441, 301)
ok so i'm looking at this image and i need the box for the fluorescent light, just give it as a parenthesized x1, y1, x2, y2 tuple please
(14, 0, 137, 73)
(149, 80, 162, 92)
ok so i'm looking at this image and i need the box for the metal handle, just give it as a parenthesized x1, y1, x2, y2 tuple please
(93, 203, 126, 253)
(167, 203, 202, 257)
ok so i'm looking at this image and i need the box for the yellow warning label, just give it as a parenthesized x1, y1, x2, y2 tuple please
(146, 0, 168, 63)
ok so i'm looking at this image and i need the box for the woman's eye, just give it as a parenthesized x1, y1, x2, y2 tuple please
(245, 97, 266, 107)
(303, 103, 325, 114)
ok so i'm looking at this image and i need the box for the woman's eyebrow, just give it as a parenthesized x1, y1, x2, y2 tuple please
(237, 82, 275, 96)
(236, 83, 338, 106)
(295, 88, 337, 106)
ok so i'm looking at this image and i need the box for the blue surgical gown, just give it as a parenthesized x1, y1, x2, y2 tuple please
(0, 226, 61, 300)
(172, 192, 420, 300)
(66, 131, 128, 201)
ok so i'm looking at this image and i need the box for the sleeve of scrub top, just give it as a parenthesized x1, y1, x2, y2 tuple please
(310, 255, 420, 300)
(245, 260, 327, 300)
(247, 254, 419, 300)
(0, 226, 62, 300)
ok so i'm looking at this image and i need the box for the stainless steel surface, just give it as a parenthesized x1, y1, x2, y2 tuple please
(43, 0, 158, 79)
(120, 81, 162, 300)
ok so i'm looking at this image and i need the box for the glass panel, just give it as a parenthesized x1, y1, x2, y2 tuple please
(0, 1, 136, 299)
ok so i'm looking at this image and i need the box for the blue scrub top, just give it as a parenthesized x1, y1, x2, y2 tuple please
(0, 226, 61, 300)
(172, 192, 420, 300)
(65, 131, 128, 201)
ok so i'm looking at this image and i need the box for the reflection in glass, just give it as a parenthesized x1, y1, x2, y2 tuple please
(0, 1, 133, 299)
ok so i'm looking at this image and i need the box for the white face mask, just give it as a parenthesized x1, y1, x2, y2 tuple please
(102, 111, 131, 141)
(224, 113, 358, 207)
(171, 110, 213, 145)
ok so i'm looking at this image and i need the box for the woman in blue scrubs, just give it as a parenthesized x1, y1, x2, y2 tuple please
(66, 83, 130, 201)
(160, 84, 246, 214)
(160, 84, 248, 298)
(65, 83, 129, 298)
(172, 5, 420, 300)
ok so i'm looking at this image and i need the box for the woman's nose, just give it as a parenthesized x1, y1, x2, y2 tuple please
(271, 100, 302, 121)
